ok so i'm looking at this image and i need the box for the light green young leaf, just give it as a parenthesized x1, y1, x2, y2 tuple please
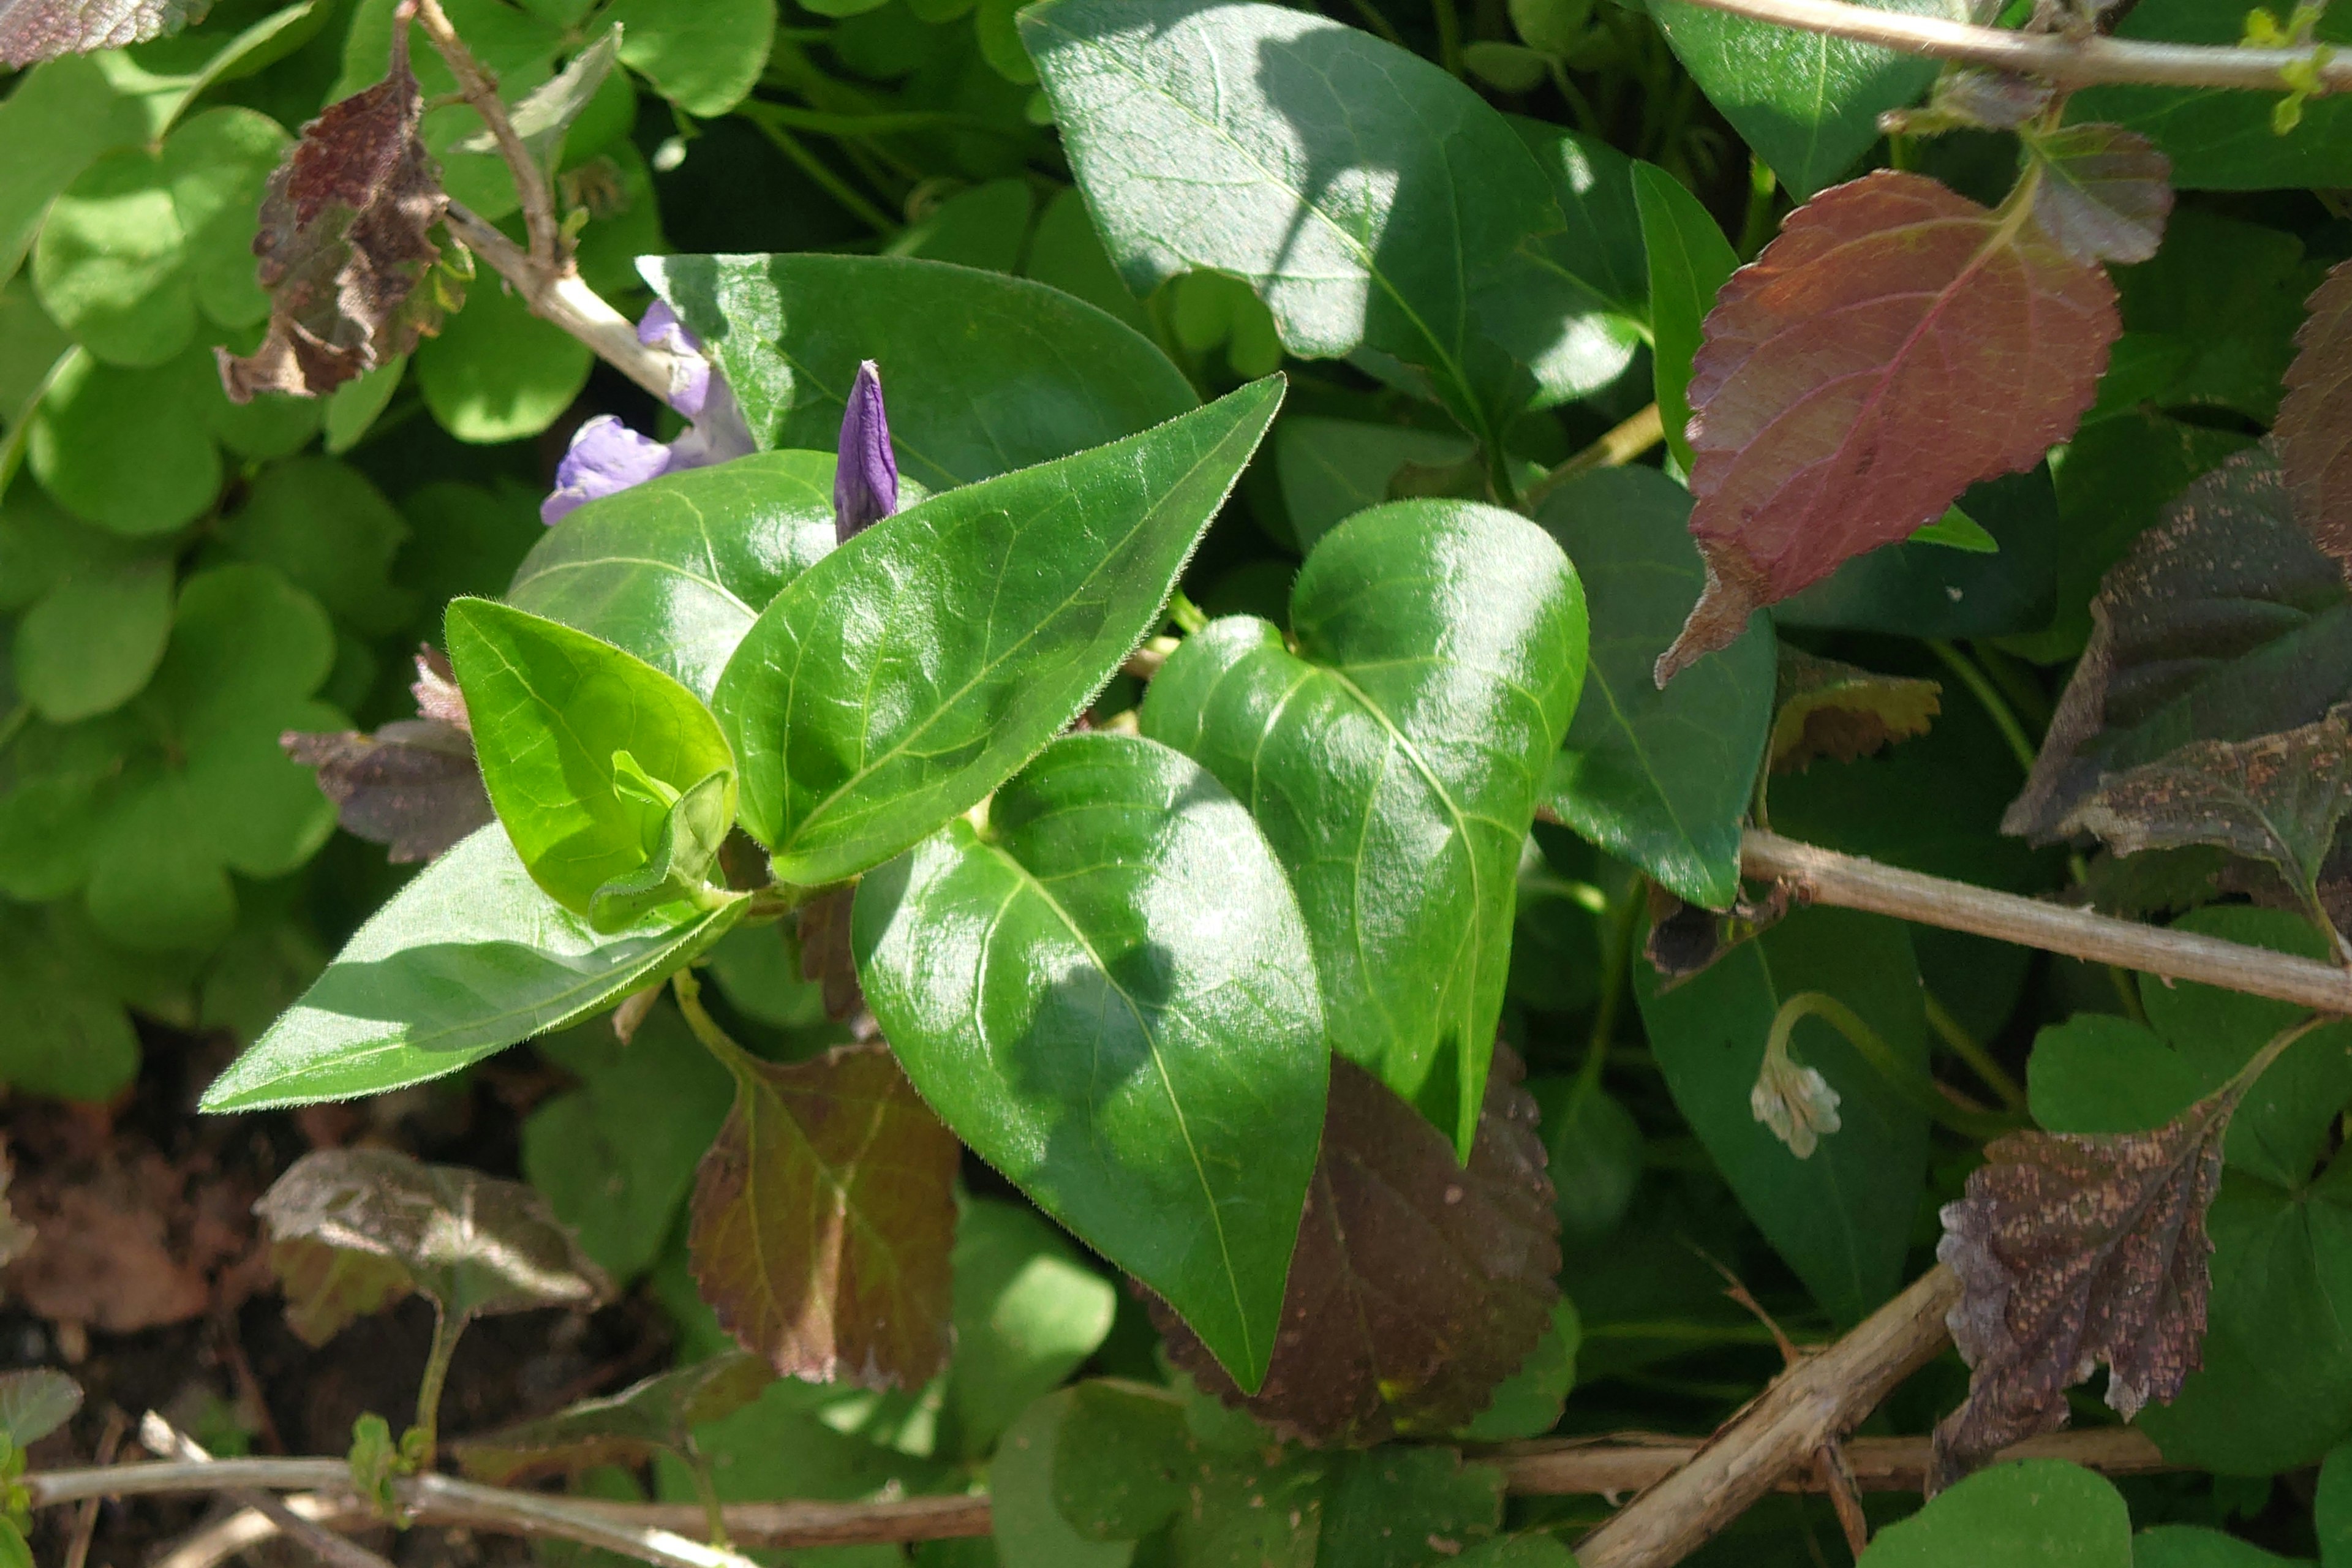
(447, 598, 736, 916)
(605, 0, 773, 116)
(1856, 1460, 2128, 1566)
(989, 1390, 1136, 1568)
(32, 145, 194, 366)
(715, 377, 1280, 888)
(415, 275, 592, 445)
(855, 733, 1327, 1395)
(455, 23, 620, 168)
(1142, 500, 1586, 1154)
(29, 347, 221, 535)
(200, 824, 745, 1110)
(162, 105, 288, 330)
(13, 554, 172, 722)
(587, 766, 732, 933)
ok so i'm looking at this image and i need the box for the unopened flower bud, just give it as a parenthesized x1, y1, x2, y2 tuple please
(834, 359, 900, 543)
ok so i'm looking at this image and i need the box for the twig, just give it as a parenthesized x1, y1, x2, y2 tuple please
(156, 1493, 356, 1568)
(441, 202, 687, 403)
(1523, 402, 1666, 510)
(1490, 1424, 2169, 1496)
(60, 1409, 124, 1568)
(408, 0, 559, 267)
(1667, 0, 2352, 94)
(1814, 1439, 1871, 1558)
(1743, 827, 2352, 1014)
(1120, 635, 1182, 680)
(140, 1414, 396, 1568)
(1565, 1265, 1962, 1568)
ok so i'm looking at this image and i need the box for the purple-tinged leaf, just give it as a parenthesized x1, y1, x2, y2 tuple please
(2278, 259, 2352, 567)
(284, 649, 488, 862)
(834, 359, 899, 543)
(2024, 123, 2174, 266)
(0, 0, 210, 65)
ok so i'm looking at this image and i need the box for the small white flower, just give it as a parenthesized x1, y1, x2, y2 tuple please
(1751, 1051, 1842, 1159)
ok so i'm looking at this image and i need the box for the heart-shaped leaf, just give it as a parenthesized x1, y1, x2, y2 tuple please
(505, 450, 841, 703)
(1141, 500, 1585, 1155)
(202, 823, 745, 1111)
(854, 731, 1328, 1393)
(447, 598, 737, 916)
(715, 377, 1281, 888)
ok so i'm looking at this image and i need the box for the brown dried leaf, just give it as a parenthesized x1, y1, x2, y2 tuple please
(688, 1041, 959, 1390)
(1153, 1048, 1559, 1446)
(255, 1148, 610, 1347)
(1642, 880, 1793, 983)
(217, 28, 461, 403)
(1932, 1082, 2246, 1486)
(2278, 259, 2352, 568)
(410, 646, 470, 734)
(0, 0, 209, 65)
(451, 1349, 774, 1484)
(1768, 647, 1940, 773)
(282, 720, 491, 864)
(2024, 123, 2173, 266)
(2057, 706, 2352, 948)
(2005, 446, 2352, 841)
(1660, 170, 2116, 682)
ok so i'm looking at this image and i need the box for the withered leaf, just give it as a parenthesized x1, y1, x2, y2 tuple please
(2006, 446, 2352, 841)
(410, 645, 470, 734)
(2023, 123, 2173, 266)
(1153, 1049, 1560, 1447)
(2057, 706, 2352, 950)
(1769, 647, 1940, 773)
(0, 1368, 81, 1448)
(2278, 258, 2352, 568)
(0, 0, 211, 65)
(1642, 880, 1793, 984)
(451, 1349, 772, 1485)
(1932, 1082, 2247, 1486)
(797, 884, 871, 1033)
(255, 1148, 611, 1348)
(217, 28, 461, 403)
(1660, 170, 2116, 682)
(285, 650, 488, 862)
(688, 1040, 959, 1390)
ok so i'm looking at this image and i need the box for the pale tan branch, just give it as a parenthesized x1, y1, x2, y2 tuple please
(139, 1413, 394, 1568)
(1523, 401, 1666, 510)
(1668, 0, 2352, 94)
(442, 203, 687, 405)
(407, 0, 560, 268)
(1744, 828, 2352, 1014)
(1491, 1424, 2168, 1498)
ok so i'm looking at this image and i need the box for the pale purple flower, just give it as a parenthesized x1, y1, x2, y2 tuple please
(834, 359, 899, 543)
(541, 302, 755, 526)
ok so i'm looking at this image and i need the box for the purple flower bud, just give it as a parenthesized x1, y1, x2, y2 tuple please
(638, 300, 711, 418)
(834, 359, 899, 544)
(542, 416, 676, 525)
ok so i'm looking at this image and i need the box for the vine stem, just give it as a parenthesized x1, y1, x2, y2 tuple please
(1664, 0, 2352, 94)
(407, 0, 558, 268)
(1523, 402, 1666, 510)
(1743, 827, 2352, 1015)
(1765, 991, 2018, 1140)
(410, 1305, 462, 1463)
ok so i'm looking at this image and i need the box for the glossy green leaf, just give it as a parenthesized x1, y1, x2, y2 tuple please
(1633, 906, 1929, 1324)
(1024, 0, 1576, 446)
(606, 0, 774, 115)
(716, 377, 1280, 886)
(447, 598, 737, 916)
(1146, 500, 1586, 1153)
(651, 252, 1196, 484)
(201, 823, 746, 1111)
(1634, 161, 1738, 474)
(506, 450, 839, 702)
(854, 732, 1328, 1393)
(1650, 0, 1958, 200)
(1494, 118, 1648, 404)
(415, 272, 593, 444)
(1856, 1460, 2129, 1567)
(1538, 467, 1774, 910)
(31, 145, 193, 366)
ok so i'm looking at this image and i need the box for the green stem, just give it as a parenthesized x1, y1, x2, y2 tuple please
(1736, 154, 1778, 258)
(1972, 641, 2051, 733)
(673, 969, 758, 1074)
(1168, 591, 1209, 635)
(685, 1445, 729, 1547)
(1430, 0, 1466, 74)
(1588, 878, 1645, 1058)
(1768, 991, 2019, 1140)
(410, 1305, 464, 1466)
(745, 119, 897, 236)
(1925, 639, 2038, 775)
(1921, 990, 2026, 1112)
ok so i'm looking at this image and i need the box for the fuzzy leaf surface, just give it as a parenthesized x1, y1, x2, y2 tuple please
(688, 1041, 960, 1390)
(1143, 500, 1585, 1153)
(714, 379, 1280, 888)
(1153, 1051, 1561, 1447)
(0, 0, 211, 64)
(202, 824, 744, 1110)
(256, 1147, 611, 1344)
(2279, 260, 2352, 567)
(453, 1351, 773, 1483)
(854, 733, 1328, 1394)
(1661, 170, 2117, 681)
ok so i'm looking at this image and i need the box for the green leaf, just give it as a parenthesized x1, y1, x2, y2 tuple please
(454, 23, 619, 170)
(29, 346, 221, 535)
(0, 905, 141, 1100)
(32, 146, 194, 366)
(1909, 505, 2000, 553)
(895, 178, 1033, 273)
(2320, 1444, 2352, 1568)
(163, 105, 288, 330)
(214, 456, 413, 636)
(1145, 499, 1584, 1152)
(1023, 0, 1574, 447)
(946, 1200, 1118, 1458)
(506, 450, 840, 703)
(716, 377, 1280, 886)
(0, 1523, 25, 1568)
(200, 823, 746, 1110)
(1856, 1460, 2129, 1566)
(1273, 415, 1483, 555)
(521, 1003, 735, 1282)
(1632, 161, 1737, 475)
(650, 252, 1197, 484)
(1022, 186, 1152, 335)
(1496, 117, 1649, 403)
(0, 54, 172, 284)
(415, 271, 592, 444)
(605, 0, 774, 116)
(1649, 0, 1956, 200)
(989, 1390, 1136, 1568)
(14, 554, 172, 722)
(854, 732, 1328, 1395)
(447, 598, 737, 916)
(1780, 466, 2060, 642)
(0, 1368, 81, 1447)
(2134, 1527, 2310, 1568)
(2070, 0, 2352, 189)
(452, 1350, 772, 1484)
(1531, 1074, 1642, 1240)
(1633, 906, 1929, 1324)
(1538, 467, 1773, 910)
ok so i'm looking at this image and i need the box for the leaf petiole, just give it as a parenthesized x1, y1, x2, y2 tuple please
(1765, 990, 2019, 1142)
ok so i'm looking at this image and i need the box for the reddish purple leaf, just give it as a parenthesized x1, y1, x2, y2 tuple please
(2025, 123, 2173, 266)
(283, 650, 488, 862)
(2279, 259, 2352, 568)
(1659, 170, 2117, 682)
